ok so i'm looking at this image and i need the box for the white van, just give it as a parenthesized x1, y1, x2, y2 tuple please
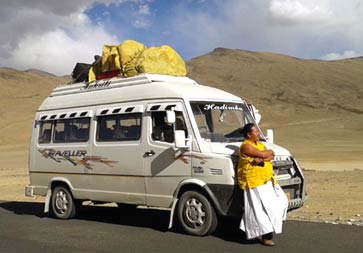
(26, 74, 306, 236)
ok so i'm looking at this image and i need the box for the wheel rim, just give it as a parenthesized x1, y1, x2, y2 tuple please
(55, 190, 69, 214)
(184, 198, 205, 228)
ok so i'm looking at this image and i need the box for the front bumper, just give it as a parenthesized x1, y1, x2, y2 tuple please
(274, 157, 308, 210)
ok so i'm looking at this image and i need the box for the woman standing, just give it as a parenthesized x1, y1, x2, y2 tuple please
(238, 123, 288, 246)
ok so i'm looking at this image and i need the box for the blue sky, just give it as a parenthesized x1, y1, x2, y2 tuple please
(83, 0, 222, 59)
(85, 1, 181, 51)
(0, 0, 362, 75)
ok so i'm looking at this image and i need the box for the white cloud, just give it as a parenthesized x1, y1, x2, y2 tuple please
(0, 0, 120, 75)
(169, 0, 362, 60)
(6, 26, 117, 75)
(269, 0, 333, 24)
(132, 2, 152, 28)
(321, 50, 362, 60)
(138, 4, 151, 15)
(133, 19, 152, 28)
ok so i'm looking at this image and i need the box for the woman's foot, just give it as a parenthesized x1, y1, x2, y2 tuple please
(261, 239, 275, 246)
(261, 232, 274, 246)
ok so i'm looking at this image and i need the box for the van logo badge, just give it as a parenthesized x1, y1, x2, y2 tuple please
(83, 80, 111, 90)
(204, 104, 243, 111)
(38, 149, 118, 170)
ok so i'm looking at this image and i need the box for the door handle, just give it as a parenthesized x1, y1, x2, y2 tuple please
(144, 150, 155, 157)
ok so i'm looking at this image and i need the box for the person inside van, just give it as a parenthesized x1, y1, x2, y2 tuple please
(39, 125, 52, 143)
(152, 112, 173, 143)
(68, 125, 79, 141)
(175, 117, 187, 137)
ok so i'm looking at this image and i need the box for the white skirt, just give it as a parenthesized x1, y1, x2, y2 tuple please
(240, 180, 288, 239)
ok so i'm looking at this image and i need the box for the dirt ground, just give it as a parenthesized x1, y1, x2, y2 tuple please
(1, 148, 362, 226)
(287, 169, 363, 226)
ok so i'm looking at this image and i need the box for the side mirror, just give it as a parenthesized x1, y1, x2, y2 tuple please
(175, 130, 190, 149)
(247, 104, 261, 124)
(166, 111, 175, 124)
(254, 112, 261, 124)
(266, 129, 274, 144)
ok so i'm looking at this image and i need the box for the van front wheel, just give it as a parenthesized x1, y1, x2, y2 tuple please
(51, 186, 76, 219)
(177, 191, 217, 236)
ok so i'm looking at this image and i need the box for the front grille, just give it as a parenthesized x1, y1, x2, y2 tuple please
(209, 168, 223, 175)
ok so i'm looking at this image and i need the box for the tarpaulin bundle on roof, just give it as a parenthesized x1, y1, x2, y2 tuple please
(87, 40, 187, 82)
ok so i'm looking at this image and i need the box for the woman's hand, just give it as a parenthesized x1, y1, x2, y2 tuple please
(264, 149, 275, 161)
(252, 157, 264, 165)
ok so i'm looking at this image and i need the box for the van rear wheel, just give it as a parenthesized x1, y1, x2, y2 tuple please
(51, 186, 76, 219)
(177, 191, 218, 236)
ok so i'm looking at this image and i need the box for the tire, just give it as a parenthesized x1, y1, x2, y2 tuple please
(51, 186, 76, 219)
(177, 191, 218, 236)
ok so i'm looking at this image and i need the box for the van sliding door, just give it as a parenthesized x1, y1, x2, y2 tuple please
(91, 104, 146, 205)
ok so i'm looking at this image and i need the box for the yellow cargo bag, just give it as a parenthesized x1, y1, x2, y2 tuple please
(101, 45, 121, 73)
(88, 67, 96, 83)
(88, 40, 187, 82)
(135, 45, 186, 76)
(118, 40, 146, 77)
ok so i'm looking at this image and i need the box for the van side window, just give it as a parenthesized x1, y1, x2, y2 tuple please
(151, 111, 187, 143)
(97, 113, 142, 142)
(54, 118, 90, 143)
(38, 121, 52, 144)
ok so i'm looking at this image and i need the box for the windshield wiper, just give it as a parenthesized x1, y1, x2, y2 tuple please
(225, 137, 244, 143)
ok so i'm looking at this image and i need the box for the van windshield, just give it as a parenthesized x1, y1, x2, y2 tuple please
(190, 102, 261, 143)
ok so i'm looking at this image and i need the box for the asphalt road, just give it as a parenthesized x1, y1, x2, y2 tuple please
(0, 201, 362, 253)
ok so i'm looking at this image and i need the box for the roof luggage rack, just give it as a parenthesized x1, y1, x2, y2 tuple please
(50, 74, 197, 97)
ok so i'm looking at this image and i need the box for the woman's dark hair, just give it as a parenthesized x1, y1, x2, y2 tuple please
(242, 123, 256, 138)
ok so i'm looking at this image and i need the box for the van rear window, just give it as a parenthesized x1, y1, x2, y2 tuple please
(96, 113, 142, 142)
(38, 121, 52, 144)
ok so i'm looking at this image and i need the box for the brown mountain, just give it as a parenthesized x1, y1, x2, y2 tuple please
(0, 67, 70, 167)
(187, 48, 363, 114)
(1, 49, 362, 170)
(187, 48, 363, 169)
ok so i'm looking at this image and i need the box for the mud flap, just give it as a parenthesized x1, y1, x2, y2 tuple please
(168, 197, 178, 229)
(44, 187, 52, 213)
